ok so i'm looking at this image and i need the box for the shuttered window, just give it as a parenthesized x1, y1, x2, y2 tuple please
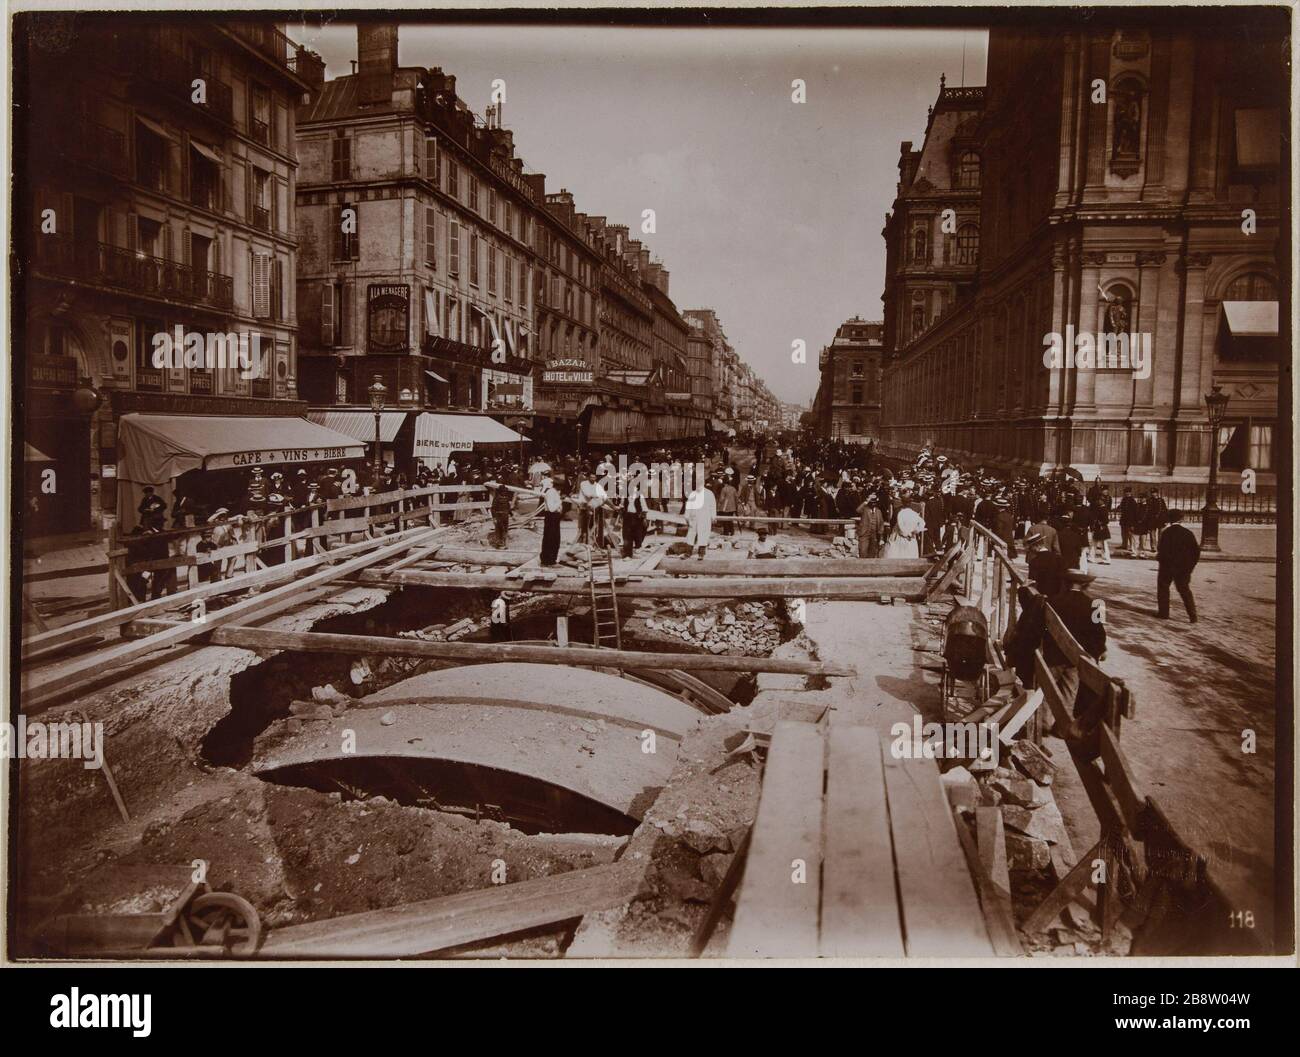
(251, 251, 271, 318)
(331, 136, 351, 181)
(424, 206, 437, 269)
(322, 282, 335, 345)
(449, 220, 460, 276)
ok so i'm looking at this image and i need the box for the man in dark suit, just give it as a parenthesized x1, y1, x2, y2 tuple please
(1118, 487, 1139, 554)
(1156, 508, 1200, 622)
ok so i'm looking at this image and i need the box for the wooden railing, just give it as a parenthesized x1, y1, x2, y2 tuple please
(944, 521, 1261, 953)
(106, 485, 491, 610)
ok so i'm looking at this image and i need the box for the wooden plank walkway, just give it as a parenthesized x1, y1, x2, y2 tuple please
(728, 721, 995, 958)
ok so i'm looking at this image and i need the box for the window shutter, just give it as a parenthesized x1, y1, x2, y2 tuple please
(341, 281, 354, 346)
(163, 223, 173, 262)
(425, 207, 437, 269)
(322, 282, 335, 346)
(126, 213, 138, 252)
(245, 161, 253, 224)
(182, 229, 191, 267)
(449, 220, 459, 275)
(252, 251, 270, 318)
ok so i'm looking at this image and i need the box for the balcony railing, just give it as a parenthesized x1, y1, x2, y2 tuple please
(60, 117, 128, 178)
(114, 36, 235, 124)
(35, 237, 234, 311)
(252, 206, 271, 232)
(226, 22, 301, 75)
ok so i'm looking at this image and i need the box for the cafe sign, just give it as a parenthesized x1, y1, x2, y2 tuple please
(205, 444, 363, 470)
(542, 357, 593, 385)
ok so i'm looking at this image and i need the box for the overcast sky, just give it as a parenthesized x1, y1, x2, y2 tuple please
(287, 21, 988, 405)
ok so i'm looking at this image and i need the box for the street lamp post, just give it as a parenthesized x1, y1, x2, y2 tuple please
(514, 418, 527, 474)
(1201, 384, 1230, 552)
(368, 374, 388, 485)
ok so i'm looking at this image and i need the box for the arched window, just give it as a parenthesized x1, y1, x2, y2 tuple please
(912, 227, 928, 262)
(911, 306, 926, 339)
(956, 223, 980, 265)
(1224, 272, 1277, 301)
(957, 152, 980, 189)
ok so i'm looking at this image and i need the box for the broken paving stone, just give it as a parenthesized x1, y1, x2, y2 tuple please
(940, 766, 980, 811)
(988, 774, 1047, 808)
(1005, 831, 1052, 871)
(1009, 740, 1057, 784)
(660, 868, 714, 904)
(698, 852, 735, 887)
(681, 819, 731, 855)
(312, 684, 350, 705)
(1001, 804, 1069, 844)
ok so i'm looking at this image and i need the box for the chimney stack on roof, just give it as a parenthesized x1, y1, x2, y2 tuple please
(357, 23, 398, 106)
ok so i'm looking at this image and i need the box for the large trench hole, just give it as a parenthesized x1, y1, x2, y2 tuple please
(257, 755, 639, 837)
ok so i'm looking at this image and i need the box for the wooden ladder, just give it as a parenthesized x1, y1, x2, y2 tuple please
(587, 546, 623, 651)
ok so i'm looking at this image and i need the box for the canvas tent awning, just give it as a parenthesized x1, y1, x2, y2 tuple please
(115, 413, 365, 531)
(136, 114, 176, 141)
(425, 370, 449, 383)
(190, 139, 223, 164)
(25, 442, 54, 463)
(1220, 301, 1279, 338)
(306, 409, 408, 443)
(412, 413, 527, 465)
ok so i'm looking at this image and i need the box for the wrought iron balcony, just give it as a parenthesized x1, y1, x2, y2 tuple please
(226, 22, 302, 76)
(34, 236, 234, 311)
(59, 117, 128, 178)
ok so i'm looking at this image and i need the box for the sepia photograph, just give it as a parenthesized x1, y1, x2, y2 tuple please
(3, 0, 1294, 998)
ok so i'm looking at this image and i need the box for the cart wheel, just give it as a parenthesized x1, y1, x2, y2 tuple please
(185, 892, 262, 956)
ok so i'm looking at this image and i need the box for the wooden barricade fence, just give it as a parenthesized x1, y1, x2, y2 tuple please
(105, 485, 490, 611)
(945, 522, 1259, 954)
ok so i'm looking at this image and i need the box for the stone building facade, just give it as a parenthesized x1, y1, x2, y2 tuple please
(879, 23, 1282, 488)
(20, 16, 314, 533)
(294, 25, 536, 418)
(813, 317, 885, 441)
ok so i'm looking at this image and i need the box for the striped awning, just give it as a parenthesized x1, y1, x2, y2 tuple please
(306, 409, 408, 443)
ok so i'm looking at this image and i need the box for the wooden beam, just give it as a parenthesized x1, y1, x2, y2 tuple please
(21, 528, 439, 711)
(954, 806, 1023, 956)
(820, 726, 905, 957)
(658, 557, 931, 577)
(259, 862, 643, 958)
(123, 622, 858, 677)
(19, 527, 434, 658)
(357, 568, 928, 600)
(728, 721, 825, 958)
(882, 749, 995, 956)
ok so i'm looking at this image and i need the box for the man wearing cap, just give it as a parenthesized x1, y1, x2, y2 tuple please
(137, 486, 167, 523)
(855, 493, 885, 558)
(1156, 509, 1200, 622)
(1119, 487, 1139, 555)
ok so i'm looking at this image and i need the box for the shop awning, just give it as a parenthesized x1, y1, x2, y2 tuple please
(1221, 300, 1278, 338)
(190, 139, 223, 164)
(710, 418, 730, 432)
(306, 409, 408, 443)
(425, 369, 449, 384)
(25, 442, 54, 463)
(412, 413, 528, 463)
(115, 413, 365, 531)
(119, 414, 365, 483)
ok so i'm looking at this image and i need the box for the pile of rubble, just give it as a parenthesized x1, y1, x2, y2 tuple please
(643, 601, 782, 656)
(944, 738, 1122, 956)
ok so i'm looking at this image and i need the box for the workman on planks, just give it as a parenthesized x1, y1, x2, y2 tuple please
(538, 475, 564, 567)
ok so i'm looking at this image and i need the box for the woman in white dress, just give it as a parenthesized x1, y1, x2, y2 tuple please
(884, 501, 926, 559)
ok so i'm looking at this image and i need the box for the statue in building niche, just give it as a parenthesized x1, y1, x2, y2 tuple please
(1111, 81, 1143, 175)
(1104, 289, 1133, 336)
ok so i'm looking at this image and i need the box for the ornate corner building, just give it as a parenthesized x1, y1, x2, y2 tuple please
(813, 317, 885, 441)
(19, 16, 314, 534)
(879, 23, 1282, 489)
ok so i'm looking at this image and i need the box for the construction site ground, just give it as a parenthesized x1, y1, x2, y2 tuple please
(14, 503, 1279, 958)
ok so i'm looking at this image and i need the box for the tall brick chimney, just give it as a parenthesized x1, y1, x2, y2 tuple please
(357, 23, 398, 106)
